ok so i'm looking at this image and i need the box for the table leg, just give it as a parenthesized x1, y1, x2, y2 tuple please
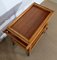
(12, 42, 15, 45)
(11, 40, 15, 46)
(43, 23, 48, 33)
(27, 50, 30, 56)
(26, 47, 31, 56)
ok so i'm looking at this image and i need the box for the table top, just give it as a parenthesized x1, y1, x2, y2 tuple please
(7, 3, 53, 43)
(12, 6, 50, 39)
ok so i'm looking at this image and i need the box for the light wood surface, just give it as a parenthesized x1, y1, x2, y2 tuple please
(5, 2, 53, 56)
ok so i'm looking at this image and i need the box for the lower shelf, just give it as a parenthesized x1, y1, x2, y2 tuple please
(4, 23, 48, 56)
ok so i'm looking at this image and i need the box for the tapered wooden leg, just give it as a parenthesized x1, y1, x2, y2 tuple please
(26, 47, 31, 56)
(12, 42, 15, 45)
(43, 24, 48, 33)
(26, 49, 31, 56)
(46, 25, 48, 30)
(27, 50, 30, 56)
(11, 40, 15, 46)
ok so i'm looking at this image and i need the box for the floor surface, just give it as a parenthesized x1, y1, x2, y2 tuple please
(0, 1, 57, 60)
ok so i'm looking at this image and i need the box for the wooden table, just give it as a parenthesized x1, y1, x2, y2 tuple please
(5, 3, 53, 56)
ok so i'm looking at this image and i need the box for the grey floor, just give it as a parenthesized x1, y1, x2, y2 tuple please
(0, 1, 57, 60)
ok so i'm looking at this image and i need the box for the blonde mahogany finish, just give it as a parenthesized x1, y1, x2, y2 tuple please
(5, 2, 53, 56)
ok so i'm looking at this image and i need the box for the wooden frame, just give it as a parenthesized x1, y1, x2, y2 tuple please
(5, 2, 53, 56)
